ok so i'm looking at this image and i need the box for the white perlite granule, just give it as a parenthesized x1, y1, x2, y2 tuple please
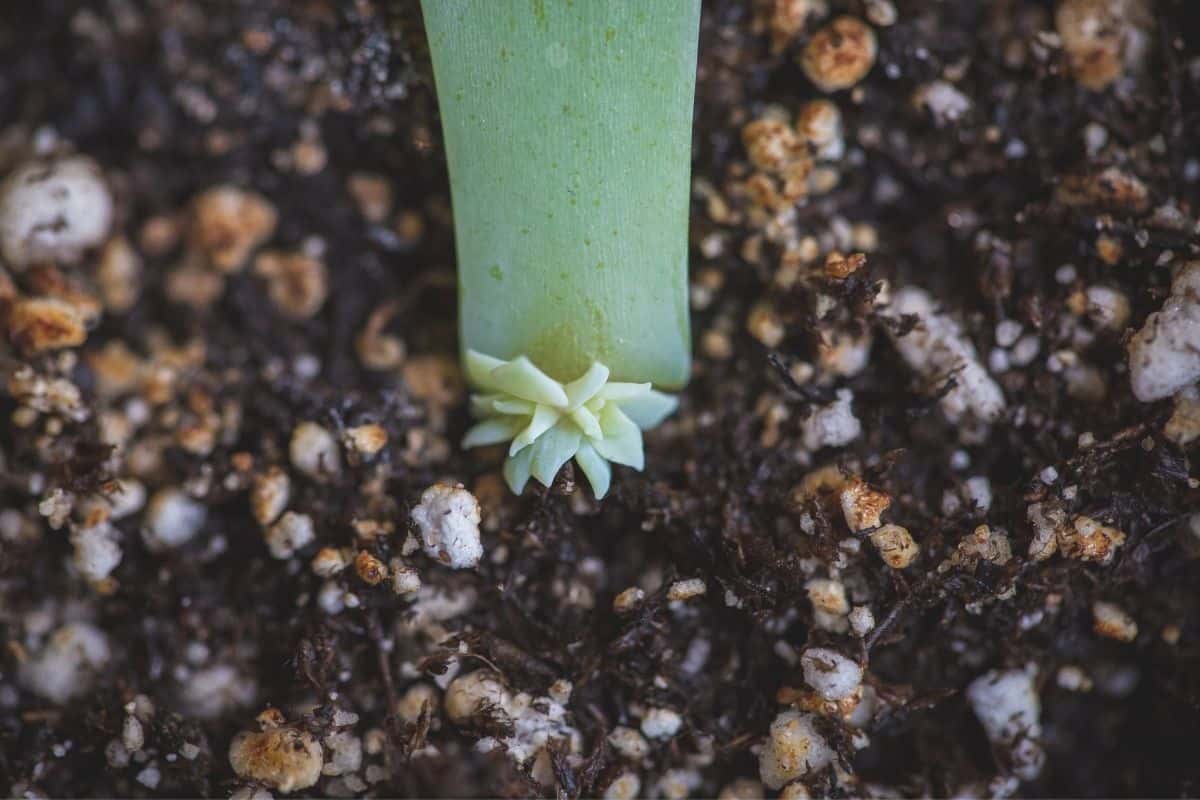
(640, 707, 683, 740)
(289, 421, 342, 479)
(758, 711, 835, 790)
(966, 664, 1045, 780)
(70, 521, 122, 582)
(19, 622, 112, 703)
(265, 511, 316, 559)
(180, 663, 257, 719)
(1128, 262, 1200, 402)
(143, 488, 206, 550)
(0, 155, 113, 267)
(802, 388, 862, 450)
(411, 483, 483, 569)
(800, 647, 863, 701)
(914, 80, 971, 126)
(881, 286, 1006, 432)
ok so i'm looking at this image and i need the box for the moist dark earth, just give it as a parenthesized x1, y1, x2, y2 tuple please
(1, 0, 1199, 797)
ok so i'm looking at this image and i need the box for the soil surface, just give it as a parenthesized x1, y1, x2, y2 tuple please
(1, 1, 1199, 798)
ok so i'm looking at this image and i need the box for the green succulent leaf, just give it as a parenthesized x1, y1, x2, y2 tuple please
(503, 444, 536, 495)
(565, 362, 610, 409)
(463, 416, 526, 448)
(592, 405, 644, 469)
(490, 356, 569, 406)
(574, 442, 613, 500)
(510, 403, 561, 456)
(621, 390, 680, 430)
(424, 2, 699, 498)
(423, 0, 698, 389)
(530, 423, 583, 487)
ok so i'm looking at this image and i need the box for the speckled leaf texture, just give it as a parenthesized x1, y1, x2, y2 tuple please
(422, 0, 700, 390)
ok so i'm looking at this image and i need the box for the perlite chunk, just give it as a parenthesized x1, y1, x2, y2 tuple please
(800, 647, 863, 701)
(881, 287, 1006, 432)
(967, 664, 1045, 780)
(0, 155, 113, 268)
(1128, 263, 1200, 402)
(19, 622, 112, 703)
(802, 388, 862, 450)
(758, 711, 835, 790)
(228, 726, 322, 794)
(411, 483, 483, 569)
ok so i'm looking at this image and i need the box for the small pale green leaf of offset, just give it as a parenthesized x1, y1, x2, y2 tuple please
(597, 382, 654, 403)
(503, 444, 535, 495)
(465, 349, 506, 388)
(565, 362, 610, 409)
(469, 393, 502, 416)
(592, 406, 644, 469)
(463, 416, 525, 448)
(509, 404, 561, 455)
(569, 405, 603, 439)
(621, 391, 680, 430)
(530, 423, 582, 486)
(490, 356, 570, 407)
(574, 441, 613, 499)
(493, 398, 536, 416)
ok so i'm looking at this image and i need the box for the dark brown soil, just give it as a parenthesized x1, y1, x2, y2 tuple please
(1, 0, 1199, 797)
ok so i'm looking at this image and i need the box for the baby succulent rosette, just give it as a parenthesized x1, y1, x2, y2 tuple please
(462, 350, 678, 498)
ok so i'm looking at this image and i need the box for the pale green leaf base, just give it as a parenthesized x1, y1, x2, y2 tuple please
(462, 350, 677, 498)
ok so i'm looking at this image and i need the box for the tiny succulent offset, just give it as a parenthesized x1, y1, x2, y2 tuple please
(462, 350, 677, 498)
